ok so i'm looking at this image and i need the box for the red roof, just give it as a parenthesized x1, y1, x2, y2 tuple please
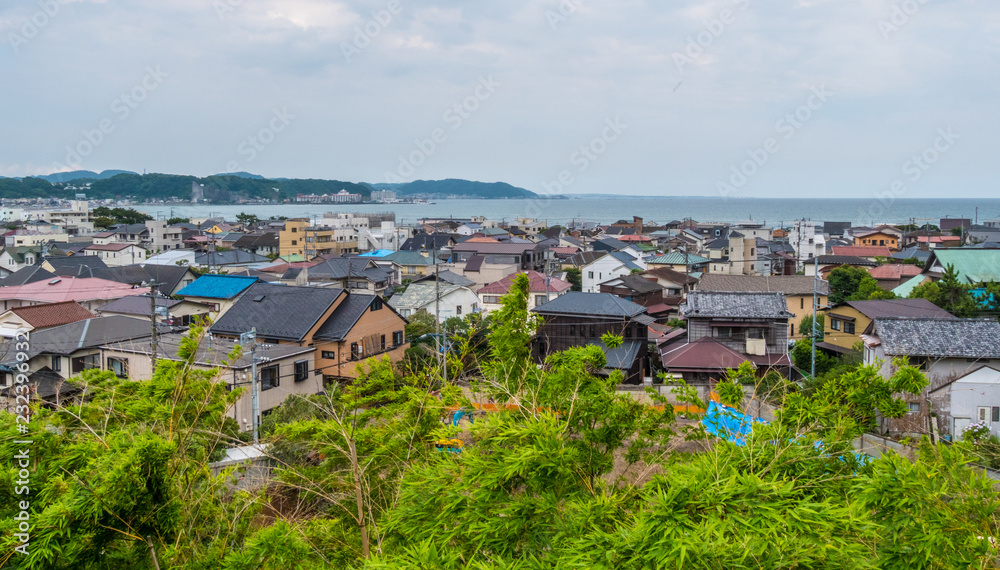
(477, 271, 572, 295)
(550, 247, 581, 255)
(868, 264, 922, 280)
(831, 246, 892, 257)
(660, 337, 756, 372)
(464, 237, 500, 243)
(616, 234, 652, 242)
(917, 236, 961, 244)
(8, 301, 96, 328)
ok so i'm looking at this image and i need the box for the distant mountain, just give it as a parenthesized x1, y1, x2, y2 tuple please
(370, 179, 537, 199)
(212, 171, 265, 180)
(39, 169, 137, 183)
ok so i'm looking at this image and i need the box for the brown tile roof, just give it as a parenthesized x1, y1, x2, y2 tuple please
(867, 264, 922, 280)
(831, 246, 892, 257)
(9, 301, 96, 329)
(84, 243, 138, 252)
(660, 337, 755, 372)
(844, 298, 954, 319)
(696, 274, 830, 296)
(478, 271, 571, 295)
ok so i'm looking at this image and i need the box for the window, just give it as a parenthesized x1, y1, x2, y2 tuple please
(535, 295, 548, 306)
(291, 227, 297, 233)
(625, 326, 632, 338)
(569, 324, 576, 336)
(107, 357, 128, 378)
(483, 295, 500, 304)
(351, 342, 360, 360)
(831, 319, 841, 331)
(747, 328, 765, 340)
(380, 335, 386, 351)
(294, 360, 309, 382)
(456, 305, 462, 315)
(590, 325, 596, 338)
(906, 402, 920, 414)
(472, 303, 478, 312)
(261, 365, 279, 390)
(291, 240, 297, 245)
(322, 350, 337, 359)
(51, 355, 61, 372)
(372, 298, 383, 311)
(588, 271, 594, 279)
(993, 407, 1000, 423)
(393, 331, 404, 346)
(844, 322, 856, 334)
(800, 298, 804, 310)
(401, 309, 411, 317)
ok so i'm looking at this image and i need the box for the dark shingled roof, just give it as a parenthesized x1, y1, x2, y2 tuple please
(802, 255, 878, 267)
(532, 292, 647, 318)
(0, 367, 80, 399)
(599, 274, 664, 294)
(682, 291, 794, 319)
(869, 317, 1000, 359)
(13, 315, 164, 358)
(0, 265, 57, 287)
(210, 283, 345, 342)
(845, 299, 953, 319)
(313, 293, 384, 341)
(587, 339, 643, 370)
(96, 295, 185, 317)
(45, 255, 109, 272)
(141, 264, 194, 295)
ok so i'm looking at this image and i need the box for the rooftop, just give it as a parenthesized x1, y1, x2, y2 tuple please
(682, 291, 793, 319)
(696, 274, 830, 296)
(531, 292, 647, 318)
(7, 301, 96, 329)
(176, 274, 259, 300)
(844, 298, 954, 319)
(868, 317, 1000, 359)
(210, 283, 345, 342)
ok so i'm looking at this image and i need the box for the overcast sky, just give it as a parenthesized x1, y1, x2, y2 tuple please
(1, 0, 997, 197)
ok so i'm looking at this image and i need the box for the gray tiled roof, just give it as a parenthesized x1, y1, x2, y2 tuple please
(600, 274, 664, 294)
(11, 315, 164, 358)
(389, 282, 465, 311)
(871, 317, 1000, 358)
(682, 291, 793, 319)
(531, 292, 647, 318)
(845, 299, 953, 319)
(210, 283, 345, 342)
(0, 265, 56, 286)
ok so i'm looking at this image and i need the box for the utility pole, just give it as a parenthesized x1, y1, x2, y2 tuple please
(145, 280, 163, 373)
(239, 328, 260, 444)
(433, 246, 442, 374)
(811, 269, 818, 379)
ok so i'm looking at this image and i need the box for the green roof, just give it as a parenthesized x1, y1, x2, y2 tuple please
(383, 251, 433, 266)
(893, 274, 927, 298)
(926, 249, 1000, 283)
(279, 254, 307, 263)
(647, 252, 710, 265)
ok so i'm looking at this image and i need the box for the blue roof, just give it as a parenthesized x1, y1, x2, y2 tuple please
(176, 274, 259, 299)
(358, 249, 395, 258)
(609, 251, 641, 271)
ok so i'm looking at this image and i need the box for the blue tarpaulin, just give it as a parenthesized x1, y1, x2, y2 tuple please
(701, 401, 766, 446)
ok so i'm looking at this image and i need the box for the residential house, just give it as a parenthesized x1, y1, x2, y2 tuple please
(279, 219, 358, 258)
(449, 240, 547, 272)
(862, 317, 1000, 437)
(210, 282, 409, 381)
(0, 277, 149, 312)
(399, 233, 457, 253)
(193, 250, 271, 270)
(695, 274, 830, 341)
(82, 243, 147, 267)
(802, 255, 878, 277)
(383, 250, 434, 282)
(599, 274, 667, 309)
(922, 249, 1000, 284)
(853, 227, 901, 251)
(787, 220, 826, 270)
(96, 295, 211, 325)
(0, 246, 41, 274)
(705, 232, 759, 275)
(645, 252, 710, 274)
(0, 301, 95, 338)
(233, 232, 280, 257)
(940, 218, 971, 233)
(0, 265, 58, 287)
(577, 251, 639, 293)
(388, 280, 481, 322)
(661, 291, 793, 385)
(293, 256, 395, 294)
(441, 255, 519, 291)
(101, 333, 319, 432)
(830, 246, 892, 261)
(140, 264, 199, 296)
(823, 299, 953, 353)
(531, 292, 653, 384)
(175, 274, 259, 317)
(867, 264, 922, 290)
(478, 271, 571, 314)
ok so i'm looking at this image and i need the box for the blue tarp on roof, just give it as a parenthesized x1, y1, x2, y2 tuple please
(176, 275, 259, 299)
(359, 250, 395, 258)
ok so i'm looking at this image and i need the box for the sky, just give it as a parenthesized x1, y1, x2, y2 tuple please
(1, 0, 997, 198)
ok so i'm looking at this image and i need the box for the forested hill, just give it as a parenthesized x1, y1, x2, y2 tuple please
(0, 173, 538, 202)
(0, 173, 372, 203)
(369, 179, 538, 199)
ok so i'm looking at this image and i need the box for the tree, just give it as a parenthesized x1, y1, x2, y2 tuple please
(565, 267, 582, 292)
(798, 314, 825, 340)
(166, 217, 189, 225)
(848, 276, 896, 301)
(910, 263, 978, 317)
(91, 206, 153, 225)
(236, 212, 260, 227)
(827, 265, 870, 305)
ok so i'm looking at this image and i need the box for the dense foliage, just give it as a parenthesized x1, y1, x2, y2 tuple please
(2, 277, 998, 568)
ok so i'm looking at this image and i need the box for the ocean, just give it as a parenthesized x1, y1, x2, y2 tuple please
(134, 197, 1000, 228)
